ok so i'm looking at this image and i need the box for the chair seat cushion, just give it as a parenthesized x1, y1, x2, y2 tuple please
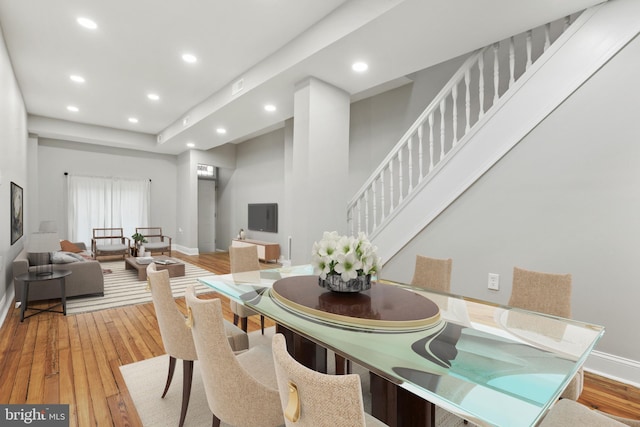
(237, 344, 278, 389)
(144, 242, 169, 250)
(96, 244, 128, 253)
(223, 320, 249, 351)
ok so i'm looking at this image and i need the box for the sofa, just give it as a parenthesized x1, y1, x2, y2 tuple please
(13, 242, 105, 303)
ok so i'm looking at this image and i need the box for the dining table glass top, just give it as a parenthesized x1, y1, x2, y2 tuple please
(198, 265, 604, 427)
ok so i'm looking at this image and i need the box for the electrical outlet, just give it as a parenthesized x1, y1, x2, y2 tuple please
(488, 273, 500, 290)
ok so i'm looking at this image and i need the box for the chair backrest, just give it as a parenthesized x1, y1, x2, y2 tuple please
(410, 255, 453, 293)
(509, 266, 572, 318)
(136, 227, 165, 240)
(93, 227, 124, 239)
(146, 263, 197, 361)
(229, 245, 260, 273)
(184, 285, 282, 426)
(272, 333, 368, 427)
(539, 399, 631, 426)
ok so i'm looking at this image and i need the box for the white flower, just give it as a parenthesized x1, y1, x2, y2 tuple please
(334, 251, 362, 281)
(311, 231, 380, 279)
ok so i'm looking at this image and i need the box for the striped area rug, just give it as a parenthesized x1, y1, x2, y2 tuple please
(66, 260, 214, 315)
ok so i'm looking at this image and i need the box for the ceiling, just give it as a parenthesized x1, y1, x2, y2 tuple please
(0, 0, 605, 155)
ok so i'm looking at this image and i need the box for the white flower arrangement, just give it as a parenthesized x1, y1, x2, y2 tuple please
(311, 231, 381, 281)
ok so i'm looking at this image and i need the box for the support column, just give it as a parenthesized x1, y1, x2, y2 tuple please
(288, 77, 350, 264)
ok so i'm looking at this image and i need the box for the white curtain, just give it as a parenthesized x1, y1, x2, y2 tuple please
(67, 175, 150, 246)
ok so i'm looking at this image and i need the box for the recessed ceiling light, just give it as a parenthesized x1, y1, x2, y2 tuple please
(182, 53, 197, 64)
(77, 17, 97, 30)
(216, 128, 227, 134)
(128, 117, 139, 124)
(264, 104, 276, 112)
(186, 142, 195, 148)
(70, 75, 85, 83)
(67, 105, 79, 112)
(147, 93, 160, 101)
(352, 61, 369, 72)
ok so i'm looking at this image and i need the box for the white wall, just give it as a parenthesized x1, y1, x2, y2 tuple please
(382, 34, 640, 372)
(36, 139, 178, 246)
(0, 29, 28, 313)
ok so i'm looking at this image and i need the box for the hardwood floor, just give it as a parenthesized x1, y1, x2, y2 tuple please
(0, 251, 638, 426)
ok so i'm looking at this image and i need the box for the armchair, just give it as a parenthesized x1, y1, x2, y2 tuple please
(136, 227, 172, 256)
(91, 228, 130, 260)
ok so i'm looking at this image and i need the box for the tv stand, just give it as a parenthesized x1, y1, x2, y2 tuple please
(232, 239, 280, 263)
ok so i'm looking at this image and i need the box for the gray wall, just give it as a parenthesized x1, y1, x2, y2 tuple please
(0, 28, 28, 309)
(36, 139, 178, 246)
(215, 128, 287, 253)
(382, 34, 640, 363)
(213, 56, 465, 259)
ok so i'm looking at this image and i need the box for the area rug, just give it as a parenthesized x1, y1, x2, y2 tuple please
(65, 260, 214, 315)
(121, 328, 469, 427)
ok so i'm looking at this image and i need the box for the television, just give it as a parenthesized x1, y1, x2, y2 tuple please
(248, 203, 278, 233)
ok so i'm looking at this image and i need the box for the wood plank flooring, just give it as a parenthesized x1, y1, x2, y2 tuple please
(0, 251, 638, 426)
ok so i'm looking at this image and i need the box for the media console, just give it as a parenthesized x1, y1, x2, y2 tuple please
(231, 238, 280, 263)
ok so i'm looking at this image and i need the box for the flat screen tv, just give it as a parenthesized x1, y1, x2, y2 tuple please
(248, 203, 278, 233)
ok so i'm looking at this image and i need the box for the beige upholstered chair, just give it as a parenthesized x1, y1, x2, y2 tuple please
(184, 285, 283, 427)
(539, 399, 640, 426)
(508, 266, 582, 400)
(272, 333, 387, 427)
(410, 255, 453, 293)
(136, 227, 172, 256)
(229, 245, 265, 334)
(91, 227, 130, 260)
(147, 264, 248, 427)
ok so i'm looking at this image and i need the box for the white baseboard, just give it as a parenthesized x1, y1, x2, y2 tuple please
(585, 350, 640, 389)
(174, 245, 199, 256)
(0, 286, 15, 329)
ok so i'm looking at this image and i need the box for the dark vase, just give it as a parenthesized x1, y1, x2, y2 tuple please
(318, 274, 371, 293)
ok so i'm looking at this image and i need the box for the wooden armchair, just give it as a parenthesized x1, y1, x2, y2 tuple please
(91, 228, 130, 260)
(136, 227, 172, 256)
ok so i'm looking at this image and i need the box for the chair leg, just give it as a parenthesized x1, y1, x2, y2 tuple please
(240, 316, 248, 332)
(233, 313, 239, 326)
(178, 360, 194, 427)
(162, 356, 177, 398)
(212, 414, 221, 427)
(260, 315, 265, 335)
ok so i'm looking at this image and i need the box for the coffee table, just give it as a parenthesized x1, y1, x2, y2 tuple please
(124, 255, 185, 280)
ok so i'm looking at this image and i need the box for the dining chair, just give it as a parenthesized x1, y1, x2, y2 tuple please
(229, 245, 265, 334)
(184, 285, 283, 427)
(272, 333, 388, 427)
(410, 254, 453, 292)
(146, 264, 249, 427)
(508, 266, 582, 400)
(539, 398, 640, 426)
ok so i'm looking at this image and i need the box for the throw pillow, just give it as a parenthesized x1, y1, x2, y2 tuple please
(51, 251, 85, 264)
(60, 240, 83, 253)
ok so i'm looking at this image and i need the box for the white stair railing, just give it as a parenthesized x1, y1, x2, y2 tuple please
(348, 14, 578, 237)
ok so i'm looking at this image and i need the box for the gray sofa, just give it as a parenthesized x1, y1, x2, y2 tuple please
(13, 242, 105, 302)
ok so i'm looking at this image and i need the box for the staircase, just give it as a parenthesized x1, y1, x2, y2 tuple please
(347, 0, 640, 265)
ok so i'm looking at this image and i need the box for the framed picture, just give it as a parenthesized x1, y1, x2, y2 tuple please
(11, 181, 23, 245)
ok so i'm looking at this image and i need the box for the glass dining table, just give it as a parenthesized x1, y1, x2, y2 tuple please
(198, 265, 604, 427)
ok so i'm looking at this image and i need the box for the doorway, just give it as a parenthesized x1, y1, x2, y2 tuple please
(197, 164, 217, 253)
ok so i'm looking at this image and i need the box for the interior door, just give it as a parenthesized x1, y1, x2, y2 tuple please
(197, 178, 216, 253)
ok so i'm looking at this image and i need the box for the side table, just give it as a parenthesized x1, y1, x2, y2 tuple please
(15, 269, 72, 322)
